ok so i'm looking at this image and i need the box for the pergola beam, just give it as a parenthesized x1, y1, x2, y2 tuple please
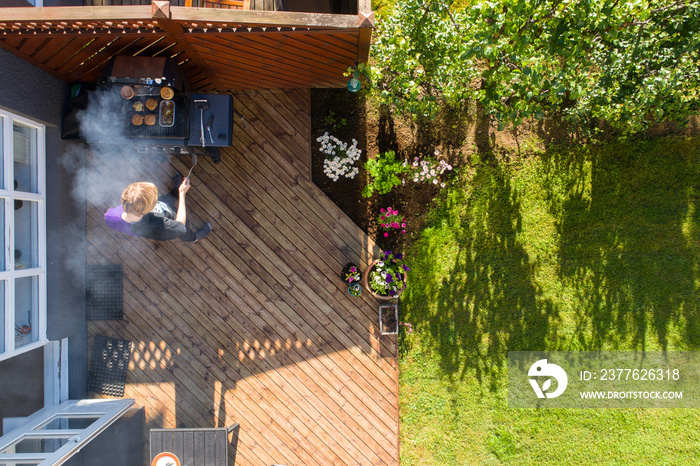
(0, 5, 153, 22)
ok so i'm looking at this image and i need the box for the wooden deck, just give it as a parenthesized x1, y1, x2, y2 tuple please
(85, 89, 399, 465)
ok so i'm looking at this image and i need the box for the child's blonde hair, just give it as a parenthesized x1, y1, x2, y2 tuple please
(121, 182, 158, 216)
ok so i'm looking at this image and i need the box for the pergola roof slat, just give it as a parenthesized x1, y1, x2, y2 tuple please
(0, 1, 373, 90)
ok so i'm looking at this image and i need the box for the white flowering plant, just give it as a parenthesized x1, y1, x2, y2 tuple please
(317, 132, 362, 181)
(368, 250, 410, 297)
(405, 150, 453, 188)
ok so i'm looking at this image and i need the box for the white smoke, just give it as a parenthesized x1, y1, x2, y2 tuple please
(68, 88, 178, 210)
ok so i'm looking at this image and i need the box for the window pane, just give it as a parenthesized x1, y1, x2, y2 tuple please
(14, 201, 38, 269)
(0, 282, 4, 354)
(14, 277, 38, 348)
(0, 435, 71, 454)
(13, 123, 38, 194)
(35, 416, 99, 431)
(0, 117, 4, 190)
(0, 463, 41, 466)
(0, 201, 5, 271)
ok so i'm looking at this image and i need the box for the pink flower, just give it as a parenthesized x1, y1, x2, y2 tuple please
(401, 230, 406, 234)
(401, 223, 406, 227)
(380, 208, 386, 213)
(348, 276, 354, 282)
(350, 266, 357, 273)
(384, 232, 389, 237)
(380, 215, 386, 220)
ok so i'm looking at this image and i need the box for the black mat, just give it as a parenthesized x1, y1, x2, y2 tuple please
(88, 335, 132, 397)
(86, 264, 123, 321)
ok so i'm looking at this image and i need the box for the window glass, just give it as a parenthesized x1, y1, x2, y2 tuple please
(0, 435, 70, 454)
(0, 201, 5, 271)
(35, 416, 99, 431)
(14, 277, 38, 349)
(0, 462, 41, 466)
(14, 200, 38, 269)
(0, 283, 4, 354)
(12, 123, 38, 194)
(0, 117, 4, 190)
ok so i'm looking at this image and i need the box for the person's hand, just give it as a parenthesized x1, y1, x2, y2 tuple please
(178, 177, 191, 196)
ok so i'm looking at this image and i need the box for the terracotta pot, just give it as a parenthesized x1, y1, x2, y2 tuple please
(362, 259, 407, 300)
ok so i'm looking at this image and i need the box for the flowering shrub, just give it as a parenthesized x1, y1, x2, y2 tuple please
(317, 132, 362, 181)
(406, 150, 453, 187)
(378, 207, 406, 237)
(368, 250, 410, 297)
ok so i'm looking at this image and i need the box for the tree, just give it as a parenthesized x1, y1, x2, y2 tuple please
(371, 0, 700, 133)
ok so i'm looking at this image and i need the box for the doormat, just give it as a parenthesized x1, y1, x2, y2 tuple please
(87, 334, 132, 397)
(86, 264, 123, 321)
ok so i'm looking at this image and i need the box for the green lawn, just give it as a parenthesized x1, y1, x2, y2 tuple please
(400, 136, 700, 465)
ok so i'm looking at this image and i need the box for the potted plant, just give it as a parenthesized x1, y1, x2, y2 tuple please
(363, 250, 409, 300)
(341, 262, 362, 297)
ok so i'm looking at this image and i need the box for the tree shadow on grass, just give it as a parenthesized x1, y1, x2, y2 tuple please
(544, 138, 700, 351)
(405, 162, 559, 390)
(404, 136, 700, 389)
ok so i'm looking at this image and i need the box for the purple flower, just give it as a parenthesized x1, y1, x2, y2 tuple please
(350, 266, 357, 273)
(402, 264, 410, 271)
(386, 273, 394, 283)
(396, 253, 403, 259)
(389, 290, 396, 296)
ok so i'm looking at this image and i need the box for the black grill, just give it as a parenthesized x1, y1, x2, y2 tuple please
(125, 93, 189, 139)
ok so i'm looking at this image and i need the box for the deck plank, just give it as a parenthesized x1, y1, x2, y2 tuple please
(86, 89, 399, 465)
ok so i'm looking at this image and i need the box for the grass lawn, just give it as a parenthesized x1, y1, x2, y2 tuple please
(399, 136, 700, 465)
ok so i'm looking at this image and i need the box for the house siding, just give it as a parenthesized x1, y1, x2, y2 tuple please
(0, 48, 88, 401)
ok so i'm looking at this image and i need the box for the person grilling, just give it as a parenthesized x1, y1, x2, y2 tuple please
(104, 173, 212, 242)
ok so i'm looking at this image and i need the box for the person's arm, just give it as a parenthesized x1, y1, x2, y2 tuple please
(175, 177, 190, 225)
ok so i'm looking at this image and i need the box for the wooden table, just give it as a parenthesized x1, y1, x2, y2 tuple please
(150, 424, 238, 466)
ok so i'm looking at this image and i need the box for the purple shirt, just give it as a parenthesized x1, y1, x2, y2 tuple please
(104, 206, 138, 236)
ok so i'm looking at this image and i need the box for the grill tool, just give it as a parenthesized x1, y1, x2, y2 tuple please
(206, 115, 215, 144)
(186, 152, 197, 180)
(194, 99, 209, 147)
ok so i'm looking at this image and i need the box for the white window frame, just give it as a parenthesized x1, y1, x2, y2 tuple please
(0, 109, 47, 362)
(0, 399, 135, 465)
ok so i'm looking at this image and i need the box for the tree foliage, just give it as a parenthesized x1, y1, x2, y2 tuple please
(371, 0, 700, 132)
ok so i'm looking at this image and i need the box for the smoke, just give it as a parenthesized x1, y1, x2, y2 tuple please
(65, 88, 177, 211)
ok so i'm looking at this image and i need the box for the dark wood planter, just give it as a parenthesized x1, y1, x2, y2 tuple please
(379, 303, 399, 335)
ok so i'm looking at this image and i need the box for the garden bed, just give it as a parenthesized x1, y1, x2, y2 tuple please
(310, 88, 447, 252)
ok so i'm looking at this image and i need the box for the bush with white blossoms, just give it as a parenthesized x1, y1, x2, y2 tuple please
(317, 132, 362, 181)
(403, 150, 453, 188)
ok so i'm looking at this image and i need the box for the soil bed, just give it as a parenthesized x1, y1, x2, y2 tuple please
(310, 88, 441, 253)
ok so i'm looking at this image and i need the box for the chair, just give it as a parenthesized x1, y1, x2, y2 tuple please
(150, 424, 240, 466)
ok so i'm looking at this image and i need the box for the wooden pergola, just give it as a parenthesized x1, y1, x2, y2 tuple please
(0, 1, 374, 90)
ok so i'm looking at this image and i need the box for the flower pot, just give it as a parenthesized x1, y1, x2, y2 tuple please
(363, 258, 407, 300)
(340, 262, 361, 284)
(348, 283, 362, 297)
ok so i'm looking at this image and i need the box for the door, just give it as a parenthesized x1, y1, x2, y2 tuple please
(0, 399, 134, 465)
